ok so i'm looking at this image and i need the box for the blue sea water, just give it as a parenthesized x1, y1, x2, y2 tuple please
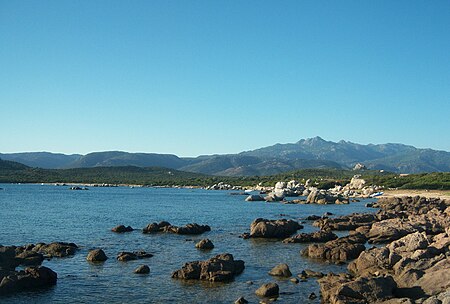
(0, 184, 376, 303)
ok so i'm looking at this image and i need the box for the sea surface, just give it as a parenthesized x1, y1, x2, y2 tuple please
(0, 184, 377, 303)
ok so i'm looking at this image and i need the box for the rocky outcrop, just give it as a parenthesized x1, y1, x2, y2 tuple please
(268, 263, 292, 277)
(142, 222, 211, 235)
(195, 239, 214, 250)
(283, 230, 338, 243)
(171, 253, 244, 282)
(117, 251, 153, 262)
(249, 218, 303, 238)
(32, 242, 78, 258)
(86, 249, 108, 262)
(255, 282, 279, 298)
(0, 266, 57, 295)
(111, 225, 134, 233)
(302, 233, 366, 262)
(306, 189, 349, 204)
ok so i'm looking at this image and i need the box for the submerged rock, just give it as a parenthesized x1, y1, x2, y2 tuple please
(171, 253, 244, 282)
(134, 265, 150, 274)
(111, 225, 134, 233)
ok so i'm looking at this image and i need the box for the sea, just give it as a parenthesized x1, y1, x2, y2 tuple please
(0, 184, 377, 303)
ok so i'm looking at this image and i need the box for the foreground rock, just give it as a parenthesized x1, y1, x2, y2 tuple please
(283, 230, 338, 243)
(195, 239, 214, 250)
(0, 266, 57, 295)
(117, 251, 153, 262)
(111, 225, 134, 233)
(171, 253, 244, 282)
(315, 197, 450, 303)
(314, 213, 377, 231)
(268, 263, 292, 277)
(302, 233, 366, 262)
(249, 218, 303, 238)
(86, 249, 108, 262)
(255, 282, 279, 298)
(143, 222, 211, 235)
(32, 242, 78, 258)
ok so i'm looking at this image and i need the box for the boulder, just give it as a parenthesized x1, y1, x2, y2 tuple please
(268, 263, 292, 277)
(249, 218, 303, 238)
(283, 230, 338, 243)
(302, 233, 367, 262)
(0, 266, 57, 295)
(255, 282, 279, 298)
(142, 221, 171, 233)
(111, 225, 134, 233)
(195, 239, 214, 250)
(314, 213, 377, 231)
(172, 253, 244, 282)
(143, 222, 210, 235)
(134, 265, 150, 274)
(234, 296, 248, 304)
(367, 219, 424, 243)
(86, 249, 108, 262)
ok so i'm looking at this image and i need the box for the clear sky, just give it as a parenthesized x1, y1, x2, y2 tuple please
(1, 1, 449, 156)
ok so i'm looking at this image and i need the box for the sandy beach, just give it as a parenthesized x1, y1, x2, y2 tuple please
(381, 189, 450, 200)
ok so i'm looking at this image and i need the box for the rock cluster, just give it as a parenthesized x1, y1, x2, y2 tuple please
(143, 222, 211, 235)
(111, 225, 134, 233)
(171, 253, 244, 282)
(117, 251, 153, 262)
(315, 196, 450, 303)
(248, 218, 303, 238)
(283, 230, 338, 243)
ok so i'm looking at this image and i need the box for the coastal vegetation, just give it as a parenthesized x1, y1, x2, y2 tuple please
(1, 159, 449, 189)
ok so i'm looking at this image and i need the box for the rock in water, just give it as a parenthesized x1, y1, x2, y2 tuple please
(0, 266, 57, 295)
(268, 263, 292, 277)
(111, 225, 133, 233)
(234, 296, 248, 304)
(172, 253, 244, 282)
(249, 218, 303, 238)
(255, 282, 279, 298)
(134, 265, 150, 274)
(86, 249, 108, 262)
(195, 239, 214, 250)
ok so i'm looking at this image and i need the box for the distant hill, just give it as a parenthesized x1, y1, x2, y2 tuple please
(2, 137, 449, 175)
(0, 158, 30, 170)
(0, 152, 81, 169)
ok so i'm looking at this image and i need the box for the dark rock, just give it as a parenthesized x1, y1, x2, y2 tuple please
(86, 249, 108, 262)
(268, 263, 292, 277)
(111, 225, 133, 233)
(249, 218, 303, 238)
(171, 253, 244, 282)
(0, 266, 57, 295)
(143, 222, 210, 235)
(255, 282, 279, 298)
(134, 265, 150, 274)
(234, 296, 248, 304)
(308, 292, 317, 300)
(195, 239, 214, 250)
(117, 251, 153, 262)
(314, 213, 377, 231)
(305, 215, 321, 221)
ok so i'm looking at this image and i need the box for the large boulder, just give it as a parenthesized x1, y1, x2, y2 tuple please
(172, 253, 244, 282)
(134, 265, 150, 274)
(142, 221, 171, 233)
(249, 218, 303, 238)
(302, 233, 367, 262)
(314, 213, 377, 231)
(143, 222, 210, 235)
(283, 230, 338, 243)
(367, 219, 424, 243)
(0, 266, 57, 295)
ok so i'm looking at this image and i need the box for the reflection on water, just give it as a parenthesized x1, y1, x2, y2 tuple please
(0, 184, 377, 303)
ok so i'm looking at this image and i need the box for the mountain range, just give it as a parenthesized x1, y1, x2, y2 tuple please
(1, 137, 449, 176)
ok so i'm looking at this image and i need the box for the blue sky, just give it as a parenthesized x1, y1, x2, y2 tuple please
(1, 1, 449, 156)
